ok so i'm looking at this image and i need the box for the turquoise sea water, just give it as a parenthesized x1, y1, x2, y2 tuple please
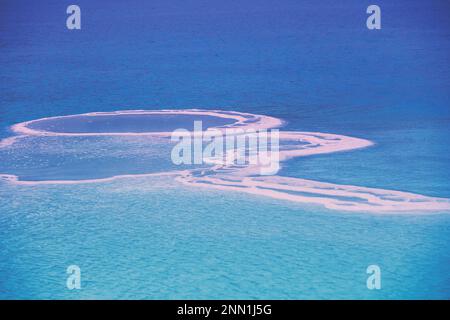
(0, 0, 449, 299)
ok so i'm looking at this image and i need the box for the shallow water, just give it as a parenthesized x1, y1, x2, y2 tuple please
(1, 176, 449, 299)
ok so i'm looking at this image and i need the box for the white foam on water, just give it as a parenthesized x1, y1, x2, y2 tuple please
(1, 109, 449, 214)
(9, 109, 283, 137)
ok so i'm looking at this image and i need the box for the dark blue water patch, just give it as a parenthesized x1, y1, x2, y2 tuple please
(27, 114, 236, 133)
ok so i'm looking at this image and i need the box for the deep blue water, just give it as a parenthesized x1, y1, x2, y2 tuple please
(0, 0, 449, 299)
(27, 114, 235, 133)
